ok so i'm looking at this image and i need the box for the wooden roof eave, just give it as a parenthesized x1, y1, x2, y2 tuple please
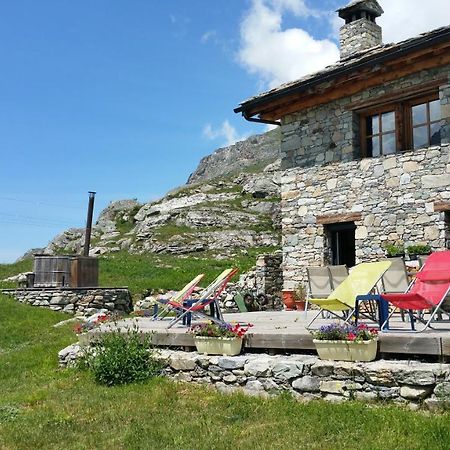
(238, 36, 450, 122)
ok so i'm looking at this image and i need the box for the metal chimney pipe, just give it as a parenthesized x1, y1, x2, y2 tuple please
(83, 191, 96, 257)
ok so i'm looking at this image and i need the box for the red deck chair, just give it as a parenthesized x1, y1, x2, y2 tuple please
(381, 251, 450, 332)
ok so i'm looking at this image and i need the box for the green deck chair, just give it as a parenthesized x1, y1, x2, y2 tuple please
(306, 261, 391, 329)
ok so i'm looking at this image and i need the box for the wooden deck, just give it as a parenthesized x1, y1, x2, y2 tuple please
(94, 311, 450, 360)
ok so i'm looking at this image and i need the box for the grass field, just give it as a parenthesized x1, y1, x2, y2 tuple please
(1, 295, 450, 450)
(0, 248, 277, 297)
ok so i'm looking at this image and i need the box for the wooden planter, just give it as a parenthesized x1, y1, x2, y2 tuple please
(313, 339, 378, 362)
(193, 336, 243, 356)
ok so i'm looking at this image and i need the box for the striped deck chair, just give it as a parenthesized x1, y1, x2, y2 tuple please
(155, 274, 205, 320)
(306, 261, 391, 329)
(381, 251, 450, 332)
(167, 268, 238, 329)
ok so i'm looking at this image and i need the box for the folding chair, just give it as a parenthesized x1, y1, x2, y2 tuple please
(167, 268, 238, 328)
(306, 261, 391, 329)
(354, 258, 410, 328)
(329, 265, 348, 289)
(154, 274, 205, 320)
(381, 251, 450, 332)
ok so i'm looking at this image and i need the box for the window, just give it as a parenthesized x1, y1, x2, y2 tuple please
(365, 110, 396, 156)
(411, 98, 441, 149)
(360, 93, 441, 157)
(445, 212, 450, 250)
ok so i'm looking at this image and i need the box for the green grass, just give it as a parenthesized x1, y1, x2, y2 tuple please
(0, 258, 33, 289)
(99, 249, 278, 296)
(1, 295, 450, 450)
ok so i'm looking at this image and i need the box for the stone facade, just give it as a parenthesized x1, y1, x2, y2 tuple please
(281, 66, 450, 170)
(339, 18, 382, 59)
(279, 66, 450, 290)
(58, 346, 450, 409)
(7, 288, 132, 316)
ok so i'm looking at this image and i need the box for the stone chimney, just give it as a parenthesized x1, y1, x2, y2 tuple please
(337, 0, 384, 59)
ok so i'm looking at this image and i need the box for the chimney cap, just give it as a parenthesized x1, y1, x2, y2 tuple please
(337, 0, 384, 20)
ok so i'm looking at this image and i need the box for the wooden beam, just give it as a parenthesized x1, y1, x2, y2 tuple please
(346, 78, 447, 111)
(316, 212, 362, 225)
(434, 201, 450, 212)
(249, 43, 450, 121)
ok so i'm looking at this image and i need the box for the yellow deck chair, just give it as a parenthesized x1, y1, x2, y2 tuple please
(307, 261, 391, 329)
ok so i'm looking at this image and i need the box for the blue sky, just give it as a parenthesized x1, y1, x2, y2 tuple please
(0, 0, 448, 262)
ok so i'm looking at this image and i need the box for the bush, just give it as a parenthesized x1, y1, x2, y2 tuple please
(81, 329, 163, 386)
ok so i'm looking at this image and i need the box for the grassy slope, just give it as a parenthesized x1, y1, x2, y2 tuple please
(98, 249, 277, 295)
(1, 295, 450, 449)
(0, 248, 277, 297)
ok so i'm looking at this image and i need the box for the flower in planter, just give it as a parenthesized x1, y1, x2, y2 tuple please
(311, 323, 378, 342)
(189, 322, 253, 338)
(73, 313, 116, 335)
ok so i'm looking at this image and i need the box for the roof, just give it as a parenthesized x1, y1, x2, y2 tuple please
(234, 25, 450, 118)
(337, 0, 384, 19)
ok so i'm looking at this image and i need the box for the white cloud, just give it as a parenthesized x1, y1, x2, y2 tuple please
(202, 120, 249, 146)
(377, 0, 450, 43)
(238, 0, 450, 89)
(238, 0, 339, 88)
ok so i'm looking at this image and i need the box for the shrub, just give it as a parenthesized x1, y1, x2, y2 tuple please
(383, 243, 405, 257)
(406, 244, 432, 255)
(81, 329, 163, 386)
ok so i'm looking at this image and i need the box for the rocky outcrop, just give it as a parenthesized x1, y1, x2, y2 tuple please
(42, 169, 282, 258)
(33, 130, 283, 259)
(187, 129, 281, 184)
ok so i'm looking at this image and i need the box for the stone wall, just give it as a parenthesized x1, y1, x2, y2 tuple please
(281, 144, 450, 289)
(280, 66, 450, 170)
(7, 288, 132, 316)
(58, 345, 450, 409)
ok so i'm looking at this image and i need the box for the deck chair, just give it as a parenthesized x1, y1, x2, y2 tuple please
(329, 265, 349, 289)
(154, 274, 205, 320)
(354, 258, 410, 328)
(306, 267, 333, 299)
(381, 251, 450, 332)
(167, 268, 238, 328)
(306, 261, 391, 329)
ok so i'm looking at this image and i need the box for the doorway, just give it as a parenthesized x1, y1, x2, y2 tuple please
(326, 222, 356, 267)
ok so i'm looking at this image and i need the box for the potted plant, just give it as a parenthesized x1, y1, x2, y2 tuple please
(383, 242, 405, 258)
(281, 290, 296, 310)
(406, 244, 431, 261)
(189, 322, 253, 356)
(310, 323, 378, 362)
(293, 283, 307, 311)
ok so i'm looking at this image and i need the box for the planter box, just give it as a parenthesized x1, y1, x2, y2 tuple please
(313, 339, 378, 362)
(193, 336, 243, 356)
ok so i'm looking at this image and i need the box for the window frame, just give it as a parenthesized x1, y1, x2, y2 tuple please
(359, 92, 441, 158)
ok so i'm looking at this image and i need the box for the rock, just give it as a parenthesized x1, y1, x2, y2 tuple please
(434, 382, 450, 399)
(245, 380, 265, 392)
(400, 386, 433, 400)
(272, 361, 303, 381)
(170, 354, 196, 371)
(292, 376, 320, 393)
(244, 359, 271, 377)
(223, 374, 238, 384)
(396, 369, 435, 386)
(311, 362, 334, 377)
(320, 381, 345, 395)
(218, 356, 248, 370)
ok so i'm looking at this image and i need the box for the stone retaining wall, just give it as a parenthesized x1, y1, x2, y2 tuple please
(6, 288, 132, 316)
(59, 345, 450, 409)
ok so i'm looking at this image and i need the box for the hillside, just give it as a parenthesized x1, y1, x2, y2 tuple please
(42, 131, 282, 259)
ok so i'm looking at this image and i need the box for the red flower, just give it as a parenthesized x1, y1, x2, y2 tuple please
(347, 332, 356, 341)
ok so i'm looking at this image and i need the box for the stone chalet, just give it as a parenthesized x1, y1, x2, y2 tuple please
(235, 0, 450, 290)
